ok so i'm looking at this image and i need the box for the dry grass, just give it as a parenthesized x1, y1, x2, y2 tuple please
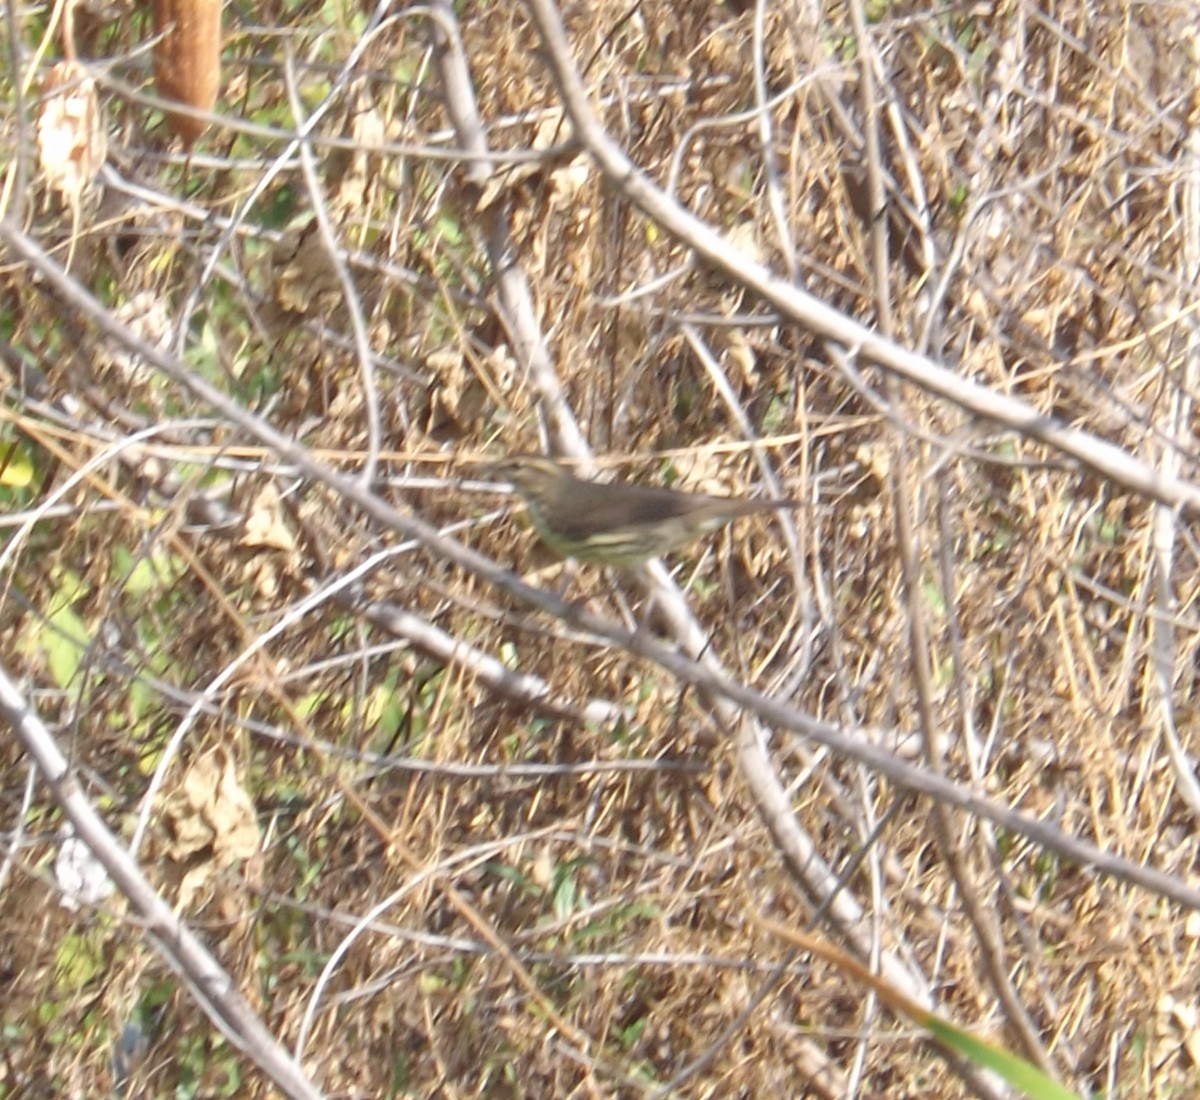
(2, 0, 1200, 1096)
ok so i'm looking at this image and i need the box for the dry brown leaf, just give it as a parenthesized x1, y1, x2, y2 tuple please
(424, 348, 487, 438)
(166, 749, 260, 867)
(95, 290, 171, 385)
(477, 110, 585, 212)
(677, 449, 728, 496)
(270, 217, 342, 314)
(152, 0, 221, 145)
(336, 90, 386, 211)
(209, 755, 260, 864)
(241, 482, 298, 553)
(241, 483, 300, 601)
(37, 61, 106, 202)
(725, 327, 758, 388)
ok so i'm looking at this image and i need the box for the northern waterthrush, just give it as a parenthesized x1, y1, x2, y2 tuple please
(489, 455, 796, 567)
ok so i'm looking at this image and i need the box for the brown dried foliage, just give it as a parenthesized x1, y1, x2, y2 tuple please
(4, 0, 1200, 1097)
(152, 0, 221, 144)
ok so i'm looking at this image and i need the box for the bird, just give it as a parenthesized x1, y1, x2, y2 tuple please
(488, 454, 796, 567)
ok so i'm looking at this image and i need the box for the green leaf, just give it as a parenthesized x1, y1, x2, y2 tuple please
(0, 439, 36, 487)
(55, 931, 105, 988)
(925, 1016, 1081, 1100)
(45, 601, 89, 690)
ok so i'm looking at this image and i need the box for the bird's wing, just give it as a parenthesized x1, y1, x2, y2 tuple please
(550, 481, 712, 542)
